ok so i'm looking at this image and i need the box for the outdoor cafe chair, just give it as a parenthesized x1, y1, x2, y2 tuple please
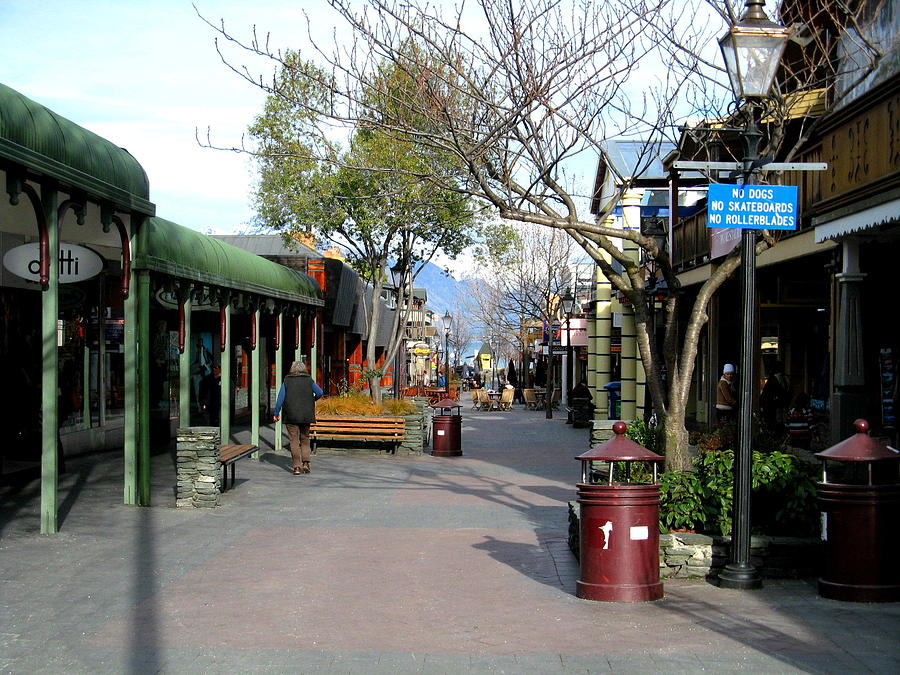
(470, 389, 481, 410)
(522, 388, 538, 410)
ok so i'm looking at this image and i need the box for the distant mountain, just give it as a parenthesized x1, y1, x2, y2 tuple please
(412, 260, 472, 316)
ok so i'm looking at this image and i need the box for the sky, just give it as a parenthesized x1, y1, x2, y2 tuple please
(1, 1, 336, 234)
(0, 1, 712, 277)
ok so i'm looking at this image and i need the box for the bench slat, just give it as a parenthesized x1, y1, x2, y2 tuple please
(316, 434, 403, 441)
(309, 416, 406, 453)
(314, 416, 405, 423)
(220, 444, 257, 464)
(312, 420, 404, 426)
(311, 425, 404, 433)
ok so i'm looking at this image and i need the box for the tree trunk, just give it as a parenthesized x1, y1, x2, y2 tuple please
(660, 412, 692, 472)
(369, 375, 383, 405)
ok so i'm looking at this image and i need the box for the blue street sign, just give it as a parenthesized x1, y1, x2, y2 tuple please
(707, 184, 798, 230)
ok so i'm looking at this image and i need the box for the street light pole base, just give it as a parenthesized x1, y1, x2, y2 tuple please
(717, 563, 763, 590)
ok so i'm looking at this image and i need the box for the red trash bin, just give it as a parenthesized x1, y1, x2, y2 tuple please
(575, 421, 664, 602)
(815, 419, 900, 602)
(431, 398, 462, 457)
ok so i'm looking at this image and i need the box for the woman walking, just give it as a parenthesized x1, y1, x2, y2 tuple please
(273, 361, 324, 475)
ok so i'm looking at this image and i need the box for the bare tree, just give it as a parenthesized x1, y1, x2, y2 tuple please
(201, 0, 884, 469)
(464, 222, 580, 414)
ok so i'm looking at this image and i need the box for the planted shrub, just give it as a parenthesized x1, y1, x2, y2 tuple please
(624, 418, 658, 453)
(659, 448, 818, 536)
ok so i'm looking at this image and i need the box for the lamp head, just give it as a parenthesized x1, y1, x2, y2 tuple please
(389, 260, 404, 289)
(561, 287, 575, 315)
(719, 0, 791, 100)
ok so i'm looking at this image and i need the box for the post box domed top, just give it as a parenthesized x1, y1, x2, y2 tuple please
(815, 419, 899, 463)
(575, 421, 664, 462)
(431, 398, 462, 414)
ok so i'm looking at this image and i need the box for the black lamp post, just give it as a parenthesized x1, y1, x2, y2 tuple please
(389, 261, 405, 398)
(716, 0, 790, 591)
(561, 287, 575, 405)
(441, 310, 452, 394)
(489, 335, 498, 390)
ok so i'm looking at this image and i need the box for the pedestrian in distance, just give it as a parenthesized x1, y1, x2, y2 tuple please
(201, 365, 221, 425)
(716, 363, 737, 423)
(570, 379, 593, 401)
(786, 392, 814, 450)
(273, 361, 324, 475)
(760, 360, 790, 434)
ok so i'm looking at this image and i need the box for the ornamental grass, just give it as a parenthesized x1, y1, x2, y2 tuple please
(315, 392, 416, 416)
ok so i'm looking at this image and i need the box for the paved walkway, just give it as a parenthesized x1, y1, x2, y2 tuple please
(2, 407, 899, 673)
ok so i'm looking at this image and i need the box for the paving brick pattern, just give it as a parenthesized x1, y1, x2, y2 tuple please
(2, 408, 899, 673)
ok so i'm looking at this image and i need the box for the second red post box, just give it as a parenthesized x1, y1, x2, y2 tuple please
(575, 421, 665, 602)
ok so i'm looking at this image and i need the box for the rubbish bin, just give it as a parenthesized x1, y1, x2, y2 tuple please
(574, 421, 665, 602)
(815, 419, 900, 602)
(602, 382, 621, 420)
(431, 398, 462, 457)
(571, 398, 594, 428)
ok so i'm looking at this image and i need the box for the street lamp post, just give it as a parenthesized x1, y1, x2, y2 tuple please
(562, 288, 575, 406)
(441, 310, 452, 396)
(389, 261, 405, 399)
(716, 0, 790, 591)
(489, 335, 498, 390)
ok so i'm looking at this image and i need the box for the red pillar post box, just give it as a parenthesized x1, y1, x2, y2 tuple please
(815, 419, 900, 602)
(431, 398, 462, 457)
(575, 421, 665, 602)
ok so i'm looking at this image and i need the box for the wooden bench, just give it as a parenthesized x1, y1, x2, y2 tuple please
(310, 416, 406, 454)
(219, 444, 257, 491)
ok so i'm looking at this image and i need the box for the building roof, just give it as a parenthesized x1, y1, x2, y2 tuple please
(591, 139, 706, 214)
(135, 217, 323, 306)
(210, 234, 319, 258)
(0, 82, 154, 214)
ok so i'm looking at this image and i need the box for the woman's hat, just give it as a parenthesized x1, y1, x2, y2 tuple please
(723, 363, 735, 374)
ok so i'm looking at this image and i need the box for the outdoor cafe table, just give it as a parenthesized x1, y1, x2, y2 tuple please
(486, 390, 502, 410)
(425, 388, 447, 404)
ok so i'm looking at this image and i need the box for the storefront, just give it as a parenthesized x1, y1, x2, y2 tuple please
(1, 83, 323, 532)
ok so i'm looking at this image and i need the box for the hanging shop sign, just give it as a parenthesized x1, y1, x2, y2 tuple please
(154, 288, 220, 312)
(707, 184, 799, 230)
(3, 242, 104, 283)
(411, 342, 431, 356)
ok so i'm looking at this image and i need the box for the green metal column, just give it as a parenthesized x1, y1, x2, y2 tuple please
(82, 343, 90, 430)
(251, 305, 261, 458)
(124, 260, 138, 505)
(98, 274, 107, 427)
(310, 314, 318, 380)
(274, 313, 283, 453)
(220, 301, 232, 445)
(40, 184, 59, 534)
(137, 270, 151, 506)
(179, 290, 192, 427)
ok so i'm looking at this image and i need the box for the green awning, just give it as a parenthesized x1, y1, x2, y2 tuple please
(135, 217, 323, 306)
(0, 82, 154, 214)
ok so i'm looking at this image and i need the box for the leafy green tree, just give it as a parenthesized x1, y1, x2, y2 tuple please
(247, 51, 482, 401)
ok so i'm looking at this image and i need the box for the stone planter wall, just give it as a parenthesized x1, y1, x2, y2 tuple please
(568, 501, 821, 579)
(398, 406, 426, 455)
(176, 427, 221, 508)
(411, 397, 431, 448)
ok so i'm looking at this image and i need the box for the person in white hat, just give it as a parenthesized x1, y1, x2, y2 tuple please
(716, 363, 737, 423)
